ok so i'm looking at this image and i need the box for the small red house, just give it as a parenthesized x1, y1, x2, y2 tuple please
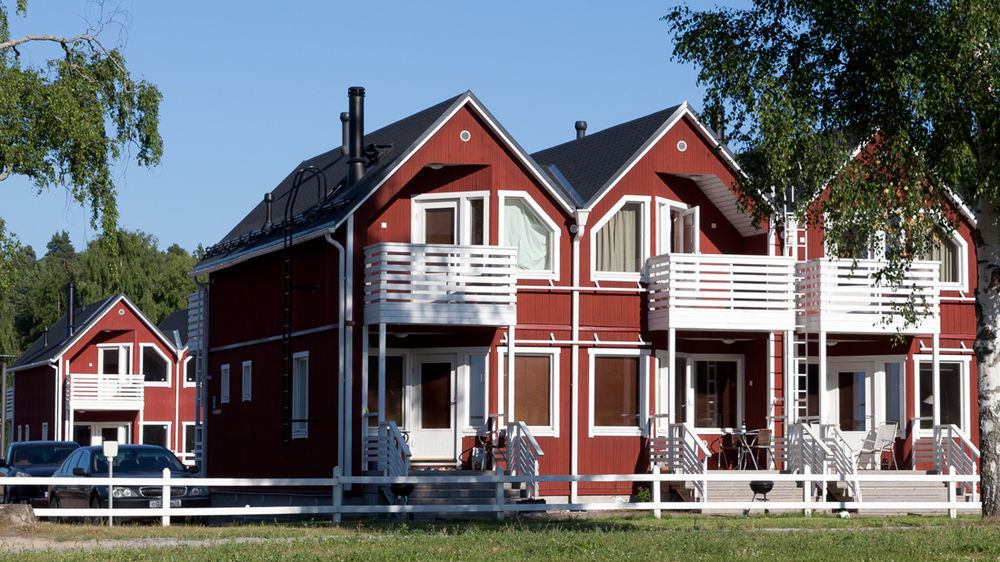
(192, 87, 978, 500)
(6, 292, 197, 464)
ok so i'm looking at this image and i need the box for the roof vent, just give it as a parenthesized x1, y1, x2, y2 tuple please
(264, 193, 273, 228)
(66, 282, 76, 339)
(340, 112, 350, 156)
(575, 120, 587, 139)
(43, 327, 49, 348)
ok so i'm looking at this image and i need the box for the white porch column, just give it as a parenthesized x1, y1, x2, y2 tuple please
(784, 330, 794, 424)
(506, 325, 515, 422)
(378, 323, 386, 425)
(668, 328, 676, 423)
(361, 326, 369, 431)
(932, 333, 940, 426)
(818, 331, 827, 423)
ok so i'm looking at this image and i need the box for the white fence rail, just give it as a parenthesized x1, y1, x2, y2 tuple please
(363, 243, 518, 326)
(65, 374, 145, 410)
(8, 470, 979, 526)
(647, 253, 796, 332)
(797, 258, 940, 334)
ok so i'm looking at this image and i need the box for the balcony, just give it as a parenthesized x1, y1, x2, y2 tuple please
(363, 243, 518, 326)
(648, 253, 796, 332)
(796, 258, 940, 334)
(65, 374, 145, 411)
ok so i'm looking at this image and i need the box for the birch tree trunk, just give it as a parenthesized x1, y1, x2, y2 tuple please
(975, 198, 1000, 518)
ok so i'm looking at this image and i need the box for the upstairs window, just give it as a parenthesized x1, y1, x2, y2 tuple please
(499, 191, 559, 278)
(141, 344, 170, 385)
(99, 345, 131, 375)
(593, 197, 649, 279)
(920, 231, 966, 289)
(412, 192, 488, 245)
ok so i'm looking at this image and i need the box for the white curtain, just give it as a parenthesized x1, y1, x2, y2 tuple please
(926, 237, 957, 283)
(597, 203, 642, 272)
(504, 198, 551, 270)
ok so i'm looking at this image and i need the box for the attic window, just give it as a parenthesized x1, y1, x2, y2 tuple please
(593, 198, 649, 276)
(141, 344, 170, 385)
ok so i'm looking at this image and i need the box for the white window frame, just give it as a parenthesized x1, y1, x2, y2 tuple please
(587, 348, 650, 437)
(497, 190, 561, 280)
(655, 197, 695, 255)
(925, 230, 969, 292)
(241, 360, 252, 402)
(220, 363, 230, 404)
(97, 344, 132, 375)
(183, 356, 196, 388)
(498, 347, 560, 437)
(411, 190, 490, 246)
(140, 421, 171, 448)
(292, 351, 310, 439)
(461, 351, 490, 434)
(591, 195, 652, 282)
(139, 343, 172, 387)
(181, 422, 197, 464)
(913, 354, 971, 436)
(41, 422, 48, 441)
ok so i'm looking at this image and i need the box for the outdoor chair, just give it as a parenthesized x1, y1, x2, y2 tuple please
(751, 428, 775, 469)
(857, 422, 898, 469)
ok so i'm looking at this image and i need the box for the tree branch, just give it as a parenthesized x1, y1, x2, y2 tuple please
(0, 33, 128, 76)
(0, 166, 12, 181)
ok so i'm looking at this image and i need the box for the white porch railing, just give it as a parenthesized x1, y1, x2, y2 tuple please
(647, 416, 711, 500)
(787, 423, 831, 498)
(914, 424, 980, 498)
(363, 243, 518, 326)
(66, 374, 145, 410)
(506, 421, 544, 499)
(647, 253, 796, 332)
(796, 258, 940, 334)
(365, 421, 411, 477)
(819, 424, 861, 500)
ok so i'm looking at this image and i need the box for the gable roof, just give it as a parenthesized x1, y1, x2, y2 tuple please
(532, 103, 760, 236)
(8, 294, 179, 373)
(193, 91, 576, 275)
(157, 309, 189, 349)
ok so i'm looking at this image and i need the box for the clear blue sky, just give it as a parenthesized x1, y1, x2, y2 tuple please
(4, 0, 745, 255)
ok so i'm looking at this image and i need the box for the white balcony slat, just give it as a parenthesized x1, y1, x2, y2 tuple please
(66, 374, 145, 411)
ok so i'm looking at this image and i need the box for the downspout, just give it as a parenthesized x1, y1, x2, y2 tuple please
(324, 230, 347, 478)
(344, 215, 355, 485)
(51, 360, 60, 441)
(570, 209, 589, 503)
(174, 342, 182, 457)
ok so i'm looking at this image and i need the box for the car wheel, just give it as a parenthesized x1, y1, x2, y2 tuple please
(48, 493, 63, 524)
(88, 495, 105, 525)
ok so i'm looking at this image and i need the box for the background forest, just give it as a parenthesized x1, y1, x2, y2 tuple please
(0, 230, 198, 357)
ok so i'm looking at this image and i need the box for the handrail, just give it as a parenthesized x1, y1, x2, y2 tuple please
(788, 423, 831, 498)
(648, 421, 711, 501)
(934, 424, 979, 497)
(506, 421, 545, 499)
(820, 423, 861, 500)
(377, 421, 411, 480)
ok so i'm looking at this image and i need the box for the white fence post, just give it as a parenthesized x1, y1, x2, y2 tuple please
(947, 466, 957, 519)
(161, 467, 171, 527)
(494, 464, 505, 522)
(333, 466, 343, 525)
(652, 465, 661, 519)
(802, 465, 812, 516)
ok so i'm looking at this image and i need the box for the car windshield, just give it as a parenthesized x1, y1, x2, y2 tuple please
(91, 448, 185, 475)
(10, 444, 78, 467)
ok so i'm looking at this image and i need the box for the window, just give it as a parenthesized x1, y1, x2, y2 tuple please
(184, 356, 196, 386)
(412, 192, 488, 245)
(41, 422, 48, 441)
(589, 351, 648, 436)
(837, 370, 867, 432)
(501, 350, 559, 435)
(656, 199, 699, 255)
(242, 360, 252, 401)
(183, 423, 197, 457)
(220, 364, 230, 404)
(467, 353, 487, 429)
(499, 191, 559, 278)
(694, 360, 740, 429)
(142, 423, 169, 448)
(99, 345, 131, 375)
(592, 196, 651, 279)
(141, 344, 170, 385)
(292, 352, 309, 438)
(367, 354, 404, 426)
(881, 362, 903, 426)
(920, 230, 967, 289)
(916, 358, 968, 432)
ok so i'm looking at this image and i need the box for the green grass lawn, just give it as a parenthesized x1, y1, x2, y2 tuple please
(4, 514, 1000, 560)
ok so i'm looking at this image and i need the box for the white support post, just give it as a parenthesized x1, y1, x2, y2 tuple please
(161, 467, 171, 527)
(784, 330, 793, 425)
(362, 326, 369, 437)
(947, 465, 957, 519)
(802, 464, 812, 516)
(507, 325, 515, 422)
(668, 328, 676, 423)
(332, 466, 343, 525)
(494, 463, 505, 522)
(818, 331, 827, 423)
(932, 333, 941, 427)
(378, 324, 386, 425)
(652, 464, 661, 519)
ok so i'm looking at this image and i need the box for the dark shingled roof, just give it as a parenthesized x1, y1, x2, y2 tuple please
(531, 105, 683, 205)
(194, 93, 466, 271)
(157, 309, 189, 348)
(9, 295, 119, 370)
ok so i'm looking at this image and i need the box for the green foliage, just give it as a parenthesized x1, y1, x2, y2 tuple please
(0, 229, 196, 356)
(0, 1, 163, 293)
(664, 0, 999, 256)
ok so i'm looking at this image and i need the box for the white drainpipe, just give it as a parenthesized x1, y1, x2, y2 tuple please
(570, 209, 589, 503)
(344, 215, 355, 486)
(324, 229, 347, 479)
(51, 361, 60, 440)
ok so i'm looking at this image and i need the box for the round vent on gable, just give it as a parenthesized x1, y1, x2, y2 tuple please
(677, 140, 688, 152)
(459, 130, 472, 142)
(118, 308, 125, 316)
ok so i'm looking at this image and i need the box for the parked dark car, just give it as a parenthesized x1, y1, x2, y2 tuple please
(0, 441, 80, 506)
(49, 444, 209, 515)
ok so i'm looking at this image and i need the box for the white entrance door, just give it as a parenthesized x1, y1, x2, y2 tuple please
(827, 363, 873, 450)
(409, 355, 456, 461)
(79, 423, 130, 446)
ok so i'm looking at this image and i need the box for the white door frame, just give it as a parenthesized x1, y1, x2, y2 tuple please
(408, 353, 457, 461)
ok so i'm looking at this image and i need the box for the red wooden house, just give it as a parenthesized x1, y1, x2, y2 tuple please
(191, 87, 979, 501)
(6, 291, 197, 464)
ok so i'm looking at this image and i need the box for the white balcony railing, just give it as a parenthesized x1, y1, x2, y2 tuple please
(647, 253, 796, 332)
(66, 373, 145, 410)
(797, 258, 940, 334)
(363, 243, 518, 326)
(4, 387, 12, 420)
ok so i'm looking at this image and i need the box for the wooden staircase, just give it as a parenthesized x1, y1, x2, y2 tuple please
(381, 470, 528, 520)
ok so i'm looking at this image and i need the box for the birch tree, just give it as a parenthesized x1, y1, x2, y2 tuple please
(666, 0, 1000, 516)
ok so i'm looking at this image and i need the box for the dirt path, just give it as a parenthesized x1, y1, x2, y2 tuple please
(0, 535, 300, 553)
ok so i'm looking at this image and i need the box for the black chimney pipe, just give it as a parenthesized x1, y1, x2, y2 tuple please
(341, 112, 350, 156)
(575, 120, 587, 139)
(346, 87, 366, 188)
(66, 282, 75, 339)
(264, 193, 273, 228)
(43, 327, 49, 348)
(710, 107, 725, 142)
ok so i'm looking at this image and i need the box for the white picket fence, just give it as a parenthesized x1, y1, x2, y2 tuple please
(4, 468, 979, 526)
